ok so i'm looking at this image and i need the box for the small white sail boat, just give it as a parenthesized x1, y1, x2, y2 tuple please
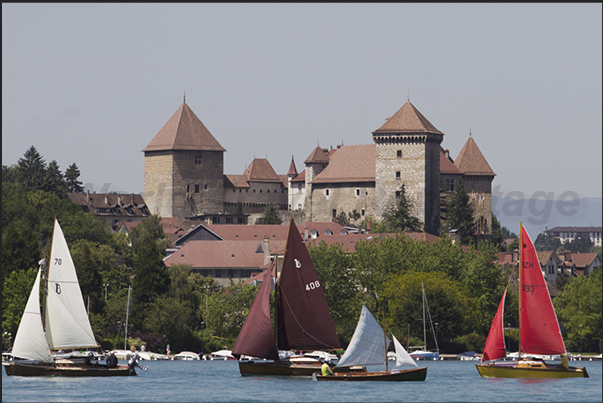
(409, 282, 439, 360)
(3, 219, 136, 377)
(313, 305, 427, 381)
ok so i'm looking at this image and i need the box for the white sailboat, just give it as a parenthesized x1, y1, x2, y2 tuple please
(314, 305, 427, 381)
(3, 219, 136, 377)
(409, 282, 439, 360)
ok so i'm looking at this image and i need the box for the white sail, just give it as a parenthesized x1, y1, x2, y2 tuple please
(393, 335, 418, 368)
(11, 267, 53, 362)
(336, 305, 390, 368)
(45, 219, 98, 350)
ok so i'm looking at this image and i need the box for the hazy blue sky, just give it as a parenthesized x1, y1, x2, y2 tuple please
(3, 4, 602, 205)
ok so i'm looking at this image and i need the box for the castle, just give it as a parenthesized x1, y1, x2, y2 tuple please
(143, 100, 495, 236)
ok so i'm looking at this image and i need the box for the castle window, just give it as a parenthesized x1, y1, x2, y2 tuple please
(396, 171, 401, 180)
(397, 150, 402, 158)
(446, 179, 455, 192)
(332, 209, 337, 219)
(325, 189, 330, 197)
(195, 185, 200, 193)
(204, 184, 208, 190)
(260, 189, 262, 193)
(361, 208, 365, 217)
(195, 156, 202, 165)
(356, 189, 360, 197)
(187, 184, 190, 193)
(395, 191, 401, 197)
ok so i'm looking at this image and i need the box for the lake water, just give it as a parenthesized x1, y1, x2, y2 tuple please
(2, 359, 601, 402)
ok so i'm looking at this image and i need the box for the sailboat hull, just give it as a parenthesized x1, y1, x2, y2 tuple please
(314, 367, 427, 382)
(476, 360, 589, 379)
(238, 360, 366, 377)
(4, 360, 136, 377)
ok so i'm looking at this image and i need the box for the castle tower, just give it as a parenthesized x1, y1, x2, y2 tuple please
(287, 155, 298, 210)
(303, 147, 330, 221)
(453, 135, 496, 234)
(142, 102, 226, 220)
(372, 101, 444, 235)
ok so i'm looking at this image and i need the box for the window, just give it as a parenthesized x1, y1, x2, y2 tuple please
(395, 191, 401, 197)
(446, 179, 455, 192)
(204, 184, 208, 190)
(361, 208, 365, 217)
(397, 150, 402, 158)
(195, 184, 200, 193)
(356, 189, 360, 197)
(195, 155, 202, 165)
(396, 171, 401, 180)
(187, 184, 190, 193)
(325, 189, 330, 197)
(332, 209, 337, 219)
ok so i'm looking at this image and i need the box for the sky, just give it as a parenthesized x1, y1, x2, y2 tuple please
(3, 4, 602, 206)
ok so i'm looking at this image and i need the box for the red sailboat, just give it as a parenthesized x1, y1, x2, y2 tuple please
(232, 218, 357, 376)
(476, 223, 589, 378)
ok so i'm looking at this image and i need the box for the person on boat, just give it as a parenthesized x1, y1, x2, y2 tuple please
(106, 351, 118, 368)
(128, 345, 140, 368)
(321, 359, 334, 376)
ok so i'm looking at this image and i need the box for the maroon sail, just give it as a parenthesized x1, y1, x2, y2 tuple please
(232, 262, 279, 360)
(277, 218, 342, 351)
(481, 286, 507, 362)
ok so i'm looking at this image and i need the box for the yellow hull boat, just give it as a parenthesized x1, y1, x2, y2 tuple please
(476, 359, 589, 379)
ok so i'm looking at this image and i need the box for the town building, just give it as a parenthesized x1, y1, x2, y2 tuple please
(546, 226, 602, 247)
(67, 192, 149, 228)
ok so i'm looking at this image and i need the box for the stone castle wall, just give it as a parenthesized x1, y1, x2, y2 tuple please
(309, 182, 375, 223)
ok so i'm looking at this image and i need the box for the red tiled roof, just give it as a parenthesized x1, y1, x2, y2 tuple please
(454, 136, 495, 176)
(312, 144, 375, 184)
(440, 148, 463, 175)
(569, 253, 600, 268)
(142, 102, 226, 152)
(537, 250, 556, 265)
(203, 222, 347, 242)
(164, 240, 271, 268)
(244, 158, 281, 183)
(288, 157, 298, 176)
(291, 170, 306, 183)
(306, 232, 439, 253)
(304, 147, 330, 164)
(224, 174, 251, 188)
(372, 101, 443, 135)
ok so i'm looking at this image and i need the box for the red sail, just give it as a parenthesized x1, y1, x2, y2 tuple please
(481, 286, 507, 362)
(519, 226, 566, 355)
(232, 262, 279, 360)
(277, 218, 342, 351)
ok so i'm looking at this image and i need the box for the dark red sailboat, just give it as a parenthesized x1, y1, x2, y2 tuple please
(232, 218, 353, 376)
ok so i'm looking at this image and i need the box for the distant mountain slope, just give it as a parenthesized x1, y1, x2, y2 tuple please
(492, 196, 602, 238)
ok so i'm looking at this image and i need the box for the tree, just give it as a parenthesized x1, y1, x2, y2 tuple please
(490, 215, 505, 251)
(255, 204, 282, 225)
(445, 180, 475, 246)
(234, 202, 244, 216)
(563, 236, 594, 254)
(554, 268, 602, 352)
(64, 163, 84, 193)
(534, 232, 562, 252)
(129, 215, 170, 256)
(333, 211, 350, 226)
(44, 160, 67, 199)
(383, 184, 423, 232)
(17, 146, 47, 192)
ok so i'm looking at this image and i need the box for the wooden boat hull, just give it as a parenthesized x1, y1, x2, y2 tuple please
(3, 361, 136, 377)
(314, 367, 427, 382)
(476, 360, 589, 379)
(238, 360, 365, 377)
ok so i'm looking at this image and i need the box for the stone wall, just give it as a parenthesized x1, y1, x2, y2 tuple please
(309, 182, 375, 223)
(144, 151, 174, 218)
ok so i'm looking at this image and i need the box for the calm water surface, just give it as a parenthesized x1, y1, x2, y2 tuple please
(2, 359, 601, 402)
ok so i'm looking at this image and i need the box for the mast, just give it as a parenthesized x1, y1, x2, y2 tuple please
(422, 282, 426, 350)
(518, 221, 522, 360)
(42, 219, 58, 333)
(124, 285, 131, 350)
(383, 308, 389, 372)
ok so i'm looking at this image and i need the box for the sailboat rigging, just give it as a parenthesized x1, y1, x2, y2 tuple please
(409, 282, 439, 360)
(476, 222, 589, 378)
